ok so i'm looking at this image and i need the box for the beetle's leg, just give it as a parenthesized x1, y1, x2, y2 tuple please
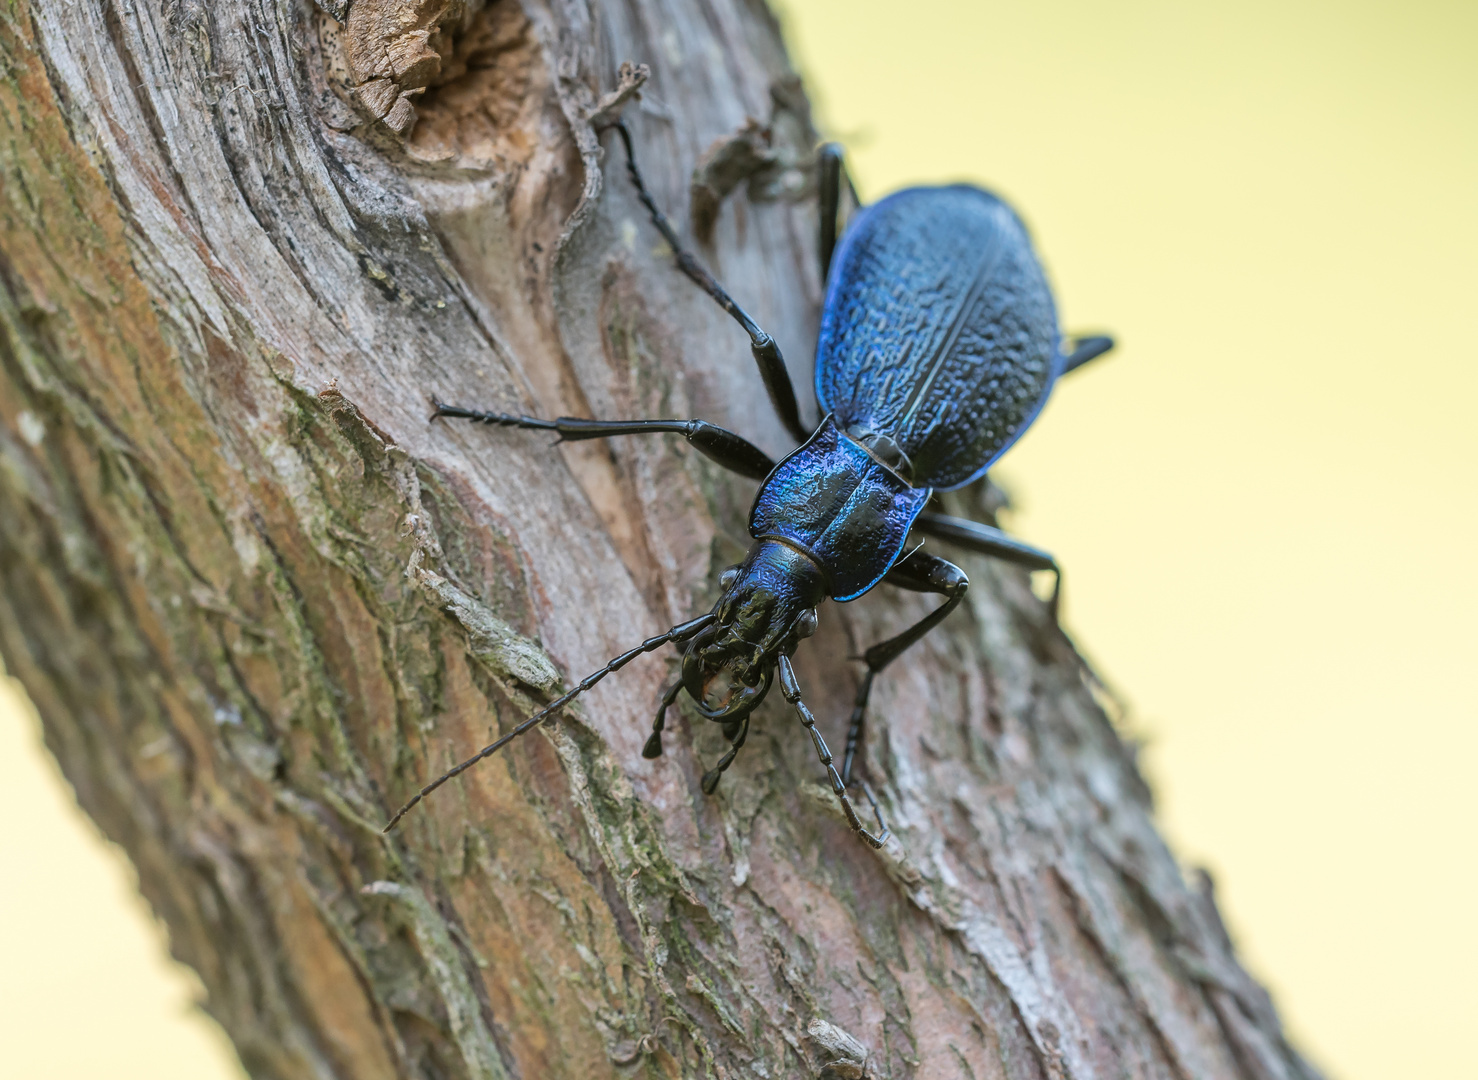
(700, 715, 750, 794)
(912, 511, 1061, 616)
(430, 401, 775, 482)
(841, 669, 874, 788)
(1061, 334, 1116, 376)
(842, 552, 970, 785)
(777, 654, 890, 848)
(817, 141, 861, 286)
(643, 679, 684, 759)
(818, 143, 844, 287)
(605, 120, 811, 445)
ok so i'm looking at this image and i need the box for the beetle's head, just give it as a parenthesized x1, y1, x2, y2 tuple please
(682, 541, 825, 721)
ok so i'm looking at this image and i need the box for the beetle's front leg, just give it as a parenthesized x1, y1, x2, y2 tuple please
(778, 655, 889, 849)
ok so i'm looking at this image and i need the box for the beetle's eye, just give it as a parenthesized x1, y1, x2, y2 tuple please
(718, 566, 740, 590)
(794, 608, 818, 639)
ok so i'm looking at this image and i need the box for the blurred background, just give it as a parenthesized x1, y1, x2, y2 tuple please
(2, 1, 1472, 1076)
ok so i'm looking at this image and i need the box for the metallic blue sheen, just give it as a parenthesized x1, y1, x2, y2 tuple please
(749, 417, 930, 601)
(816, 185, 1061, 490)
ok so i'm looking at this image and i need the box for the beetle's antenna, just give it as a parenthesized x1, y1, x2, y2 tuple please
(383, 613, 716, 832)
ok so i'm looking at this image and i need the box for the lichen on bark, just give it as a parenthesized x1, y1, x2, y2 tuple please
(0, 0, 1322, 1077)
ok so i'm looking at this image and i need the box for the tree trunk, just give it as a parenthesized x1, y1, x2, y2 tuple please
(0, 1, 1323, 1077)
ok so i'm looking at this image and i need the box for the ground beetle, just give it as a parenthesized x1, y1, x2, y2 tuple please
(384, 122, 1114, 846)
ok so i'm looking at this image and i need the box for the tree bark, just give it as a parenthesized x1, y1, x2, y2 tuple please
(0, 1, 1323, 1077)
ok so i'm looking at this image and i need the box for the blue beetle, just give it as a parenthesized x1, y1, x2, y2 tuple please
(386, 126, 1113, 844)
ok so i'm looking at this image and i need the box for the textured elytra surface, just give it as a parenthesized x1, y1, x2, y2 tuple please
(0, 0, 1322, 1078)
(818, 186, 1059, 490)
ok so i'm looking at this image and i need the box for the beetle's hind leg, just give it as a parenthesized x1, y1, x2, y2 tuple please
(1061, 334, 1116, 375)
(602, 120, 811, 445)
(818, 143, 843, 287)
(816, 141, 861, 288)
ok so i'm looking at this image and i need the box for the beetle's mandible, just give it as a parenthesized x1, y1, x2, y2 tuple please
(384, 121, 1115, 847)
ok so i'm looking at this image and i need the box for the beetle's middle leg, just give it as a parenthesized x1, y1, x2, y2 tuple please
(912, 511, 1062, 615)
(645, 678, 752, 793)
(604, 120, 811, 444)
(430, 401, 776, 481)
(841, 551, 970, 786)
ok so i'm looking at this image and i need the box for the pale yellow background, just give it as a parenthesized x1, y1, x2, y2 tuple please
(782, 1, 1478, 1076)
(2, 1, 1473, 1077)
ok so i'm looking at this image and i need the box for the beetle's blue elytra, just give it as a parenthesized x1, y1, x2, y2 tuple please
(820, 185, 1060, 491)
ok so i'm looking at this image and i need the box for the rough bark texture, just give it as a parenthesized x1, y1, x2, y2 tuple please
(0, 1, 1323, 1077)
